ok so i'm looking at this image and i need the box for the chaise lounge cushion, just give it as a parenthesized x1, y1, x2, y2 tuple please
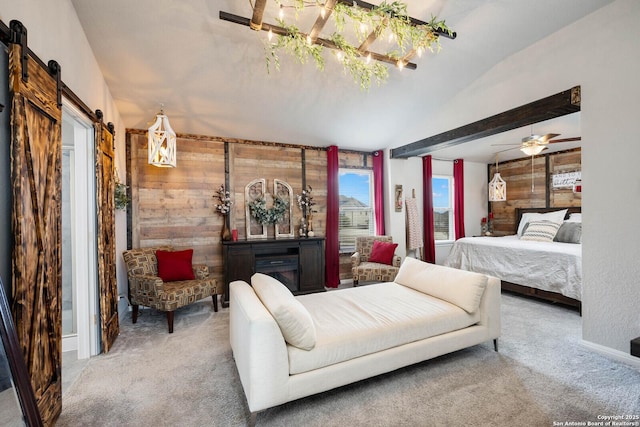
(251, 273, 317, 351)
(290, 282, 479, 374)
(394, 257, 487, 314)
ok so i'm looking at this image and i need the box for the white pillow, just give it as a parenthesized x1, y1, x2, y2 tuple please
(517, 209, 567, 236)
(566, 213, 582, 223)
(520, 220, 562, 242)
(394, 257, 487, 314)
(251, 273, 316, 350)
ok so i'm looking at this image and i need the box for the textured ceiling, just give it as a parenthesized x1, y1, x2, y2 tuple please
(71, 0, 609, 162)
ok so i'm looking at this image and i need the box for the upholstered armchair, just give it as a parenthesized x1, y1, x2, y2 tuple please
(351, 236, 401, 286)
(122, 247, 220, 333)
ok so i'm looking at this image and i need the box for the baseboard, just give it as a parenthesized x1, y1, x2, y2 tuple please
(581, 339, 640, 369)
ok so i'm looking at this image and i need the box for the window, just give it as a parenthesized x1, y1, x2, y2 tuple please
(339, 169, 374, 251)
(433, 176, 454, 241)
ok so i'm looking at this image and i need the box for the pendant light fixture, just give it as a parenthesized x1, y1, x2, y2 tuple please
(148, 105, 177, 168)
(488, 154, 507, 202)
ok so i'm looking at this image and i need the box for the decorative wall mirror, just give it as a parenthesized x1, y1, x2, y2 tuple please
(0, 276, 43, 426)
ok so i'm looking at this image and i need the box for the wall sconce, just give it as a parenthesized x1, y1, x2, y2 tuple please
(148, 107, 176, 168)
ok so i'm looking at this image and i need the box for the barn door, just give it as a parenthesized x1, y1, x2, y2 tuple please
(95, 116, 119, 352)
(9, 23, 62, 426)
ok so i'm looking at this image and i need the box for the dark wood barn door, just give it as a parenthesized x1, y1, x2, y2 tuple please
(9, 38, 62, 425)
(95, 119, 119, 352)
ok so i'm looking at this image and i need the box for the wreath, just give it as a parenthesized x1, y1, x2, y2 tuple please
(249, 196, 288, 225)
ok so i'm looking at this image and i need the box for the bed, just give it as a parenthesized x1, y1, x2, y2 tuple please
(444, 207, 582, 310)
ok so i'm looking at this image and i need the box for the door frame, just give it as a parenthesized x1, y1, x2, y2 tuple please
(61, 99, 100, 359)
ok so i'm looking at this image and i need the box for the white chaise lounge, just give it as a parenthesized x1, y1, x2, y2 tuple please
(229, 257, 501, 418)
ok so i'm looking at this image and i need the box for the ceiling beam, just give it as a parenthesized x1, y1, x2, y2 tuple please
(390, 86, 581, 159)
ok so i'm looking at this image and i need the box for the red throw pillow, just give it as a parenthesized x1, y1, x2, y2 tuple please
(156, 249, 195, 282)
(367, 240, 398, 265)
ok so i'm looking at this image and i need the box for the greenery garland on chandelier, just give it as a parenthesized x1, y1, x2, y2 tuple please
(263, 0, 453, 90)
(249, 196, 289, 225)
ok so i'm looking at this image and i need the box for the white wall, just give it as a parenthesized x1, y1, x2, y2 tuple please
(0, 0, 129, 320)
(388, 0, 640, 356)
(385, 154, 488, 264)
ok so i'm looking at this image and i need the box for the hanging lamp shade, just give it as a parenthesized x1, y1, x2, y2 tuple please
(148, 111, 176, 167)
(488, 172, 507, 202)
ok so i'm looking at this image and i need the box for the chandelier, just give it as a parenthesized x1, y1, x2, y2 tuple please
(147, 107, 177, 168)
(220, 0, 456, 90)
(488, 154, 506, 202)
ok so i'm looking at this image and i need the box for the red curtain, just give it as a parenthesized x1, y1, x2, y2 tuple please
(422, 156, 436, 263)
(453, 158, 466, 239)
(325, 145, 340, 288)
(372, 150, 385, 235)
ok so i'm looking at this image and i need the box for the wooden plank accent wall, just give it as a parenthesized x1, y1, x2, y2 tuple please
(229, 144, 304, 239)
(127, 130, 335, 284)
(489, 148, 581, 235)
(129, 132, 226, 280)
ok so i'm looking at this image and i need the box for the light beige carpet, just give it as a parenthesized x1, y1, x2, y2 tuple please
(57, 293, 640, 427)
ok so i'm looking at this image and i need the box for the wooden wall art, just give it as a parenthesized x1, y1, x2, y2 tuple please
(245, 179, 295, 239)
(245, 178, 267, 239)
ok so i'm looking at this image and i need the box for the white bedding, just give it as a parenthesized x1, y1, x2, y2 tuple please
(444, 235, 582, 300)
(289, 282, 479, 375)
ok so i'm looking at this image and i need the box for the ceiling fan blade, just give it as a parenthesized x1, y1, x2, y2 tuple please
(538, 133, 561, 144)
(493, 146, 520, 154)
(548, 136, 581, 143)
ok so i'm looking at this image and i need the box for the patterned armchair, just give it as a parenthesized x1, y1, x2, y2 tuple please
(122, 247, 220, 333)
(351, 236, 401, 286)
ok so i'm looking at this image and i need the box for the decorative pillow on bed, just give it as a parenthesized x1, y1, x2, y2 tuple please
(517, 209, 567, 236)
(520, 220, 561, 242)
(566, 213, 582, 223)
(394, 257, 487, 314)
(554, 222, 582, 243)
(251, 273, 316, 351)
(368, 240, 398, 265)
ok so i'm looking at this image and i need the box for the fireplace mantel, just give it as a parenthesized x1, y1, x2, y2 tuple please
(221, 237, 325, 307)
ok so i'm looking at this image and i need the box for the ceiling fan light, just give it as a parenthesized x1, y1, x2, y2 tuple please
(521, 144, 545, 156)
(488, 172, 507, 202)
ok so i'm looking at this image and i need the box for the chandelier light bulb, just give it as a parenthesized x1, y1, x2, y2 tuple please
(397, 60, 404, 69)
(337, 51, 343, 61)
(360, 23, 367, 33)
(279, 5, 284, 19)
(307, 35, 312, 45)
(366, 53, 372, 64)
(417, 47, 423, 57)
(268, 28, 273, 41)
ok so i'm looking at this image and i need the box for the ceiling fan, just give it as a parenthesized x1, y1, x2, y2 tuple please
(493, 132, 581, 156)
(491, 130, 581, 193)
